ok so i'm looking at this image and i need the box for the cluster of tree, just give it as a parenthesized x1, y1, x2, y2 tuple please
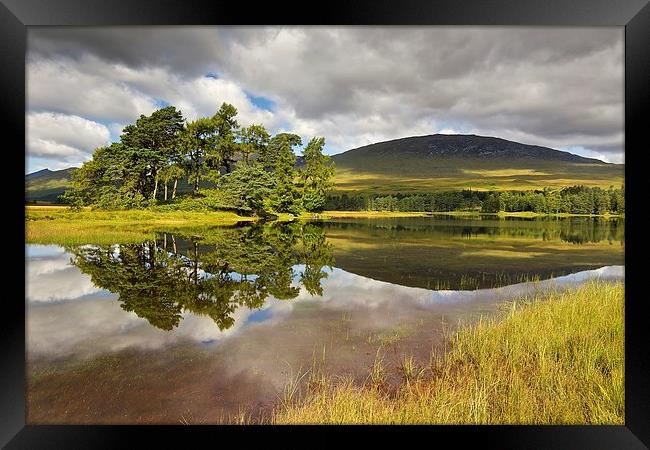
(325, 186, 624, 215)
(61, 104, 335, 215)
(67, 222, 334, 331)
(326, 190, 484, 212)
(481, 186, 625, 215)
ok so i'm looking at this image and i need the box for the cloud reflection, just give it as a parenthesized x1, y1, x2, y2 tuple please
(26, 245, 623, 360)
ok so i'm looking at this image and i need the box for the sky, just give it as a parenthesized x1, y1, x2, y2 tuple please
(26, 26, 624, 173)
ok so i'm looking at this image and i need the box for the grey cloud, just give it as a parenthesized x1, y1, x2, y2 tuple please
(27, 26, 624, 164)
(216, 27, 623, 156)
(28, 26, 223, 78)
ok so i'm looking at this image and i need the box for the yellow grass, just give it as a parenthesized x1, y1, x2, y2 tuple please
(25, 206, 256, 245)
(460, 168, 553, 177)
(333, 168, 624, 194)
(274, 281, 624, 424)
(300, 211, 432, 219)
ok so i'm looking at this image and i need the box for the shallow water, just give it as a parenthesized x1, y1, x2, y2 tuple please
(25, 216, 624, 423)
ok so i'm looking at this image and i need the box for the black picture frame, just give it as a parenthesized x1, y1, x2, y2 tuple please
(2, 0, 648, 447)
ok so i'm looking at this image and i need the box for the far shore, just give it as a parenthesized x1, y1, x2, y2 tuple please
(26, 204, 624, 219)
(300, 210, 625, 220)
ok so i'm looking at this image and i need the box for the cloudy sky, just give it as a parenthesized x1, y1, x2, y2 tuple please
(26, 26, 624, 173)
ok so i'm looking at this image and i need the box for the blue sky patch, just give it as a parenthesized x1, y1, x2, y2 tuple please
(155, 98, 171, 108)
(246, 92, 275, 112)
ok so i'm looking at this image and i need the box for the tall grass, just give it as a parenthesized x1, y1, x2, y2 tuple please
(274, 281, 624, 424)
(25, 207, 255, 245)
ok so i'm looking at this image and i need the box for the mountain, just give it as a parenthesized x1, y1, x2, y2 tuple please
(335, 134, 605, 164)
(25, 167, 77, 203)
(330, 134, 623, 193)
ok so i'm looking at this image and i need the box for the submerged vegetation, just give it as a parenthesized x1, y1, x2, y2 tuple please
(273, 281, 624, 424)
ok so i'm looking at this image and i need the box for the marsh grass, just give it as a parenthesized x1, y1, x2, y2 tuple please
(273, 281, 624, 424)
(25, 207, 255, 245)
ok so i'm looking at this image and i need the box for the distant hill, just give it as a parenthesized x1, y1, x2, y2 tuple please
(331, 134, 624, 193)
(25, 134, 625, 202)
(26, 168, 77, 203)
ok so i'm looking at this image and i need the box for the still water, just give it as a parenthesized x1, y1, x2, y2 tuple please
(26, 216, 624, 423)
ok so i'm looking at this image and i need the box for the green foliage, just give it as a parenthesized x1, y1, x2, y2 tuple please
(481, 193, 503, 213)
(59, 101, 334, 217)
(327, 185, 625, 215)
(210, 102, 240, 174)
(180, 116, 219, 191)
(218, 163, 276, 216)
(238, 124, 270, 165)
(268, 133, 303, 214)
(300, 137, 335, 212)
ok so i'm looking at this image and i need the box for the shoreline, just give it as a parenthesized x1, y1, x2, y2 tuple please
(273, 280, 624, 424)
(301, 210, 624, 219)
(25, 206, 624, 245)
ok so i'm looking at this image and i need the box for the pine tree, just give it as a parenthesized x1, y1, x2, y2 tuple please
(300, 137, 335, 212)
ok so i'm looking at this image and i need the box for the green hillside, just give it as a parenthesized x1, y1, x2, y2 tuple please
(331, 134, 624, 193)
(26, 168, 77, 203)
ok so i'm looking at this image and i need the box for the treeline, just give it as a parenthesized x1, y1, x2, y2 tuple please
(326, 186, 625, 215)
(326, 190, 483, 212)
(62, 103, 335, 216)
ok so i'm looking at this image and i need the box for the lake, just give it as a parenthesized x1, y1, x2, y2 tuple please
(25, 215, 624, 423)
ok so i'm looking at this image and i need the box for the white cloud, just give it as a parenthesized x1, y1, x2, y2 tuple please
(26, 26, 625, 169)
(27, 112, 111, 163)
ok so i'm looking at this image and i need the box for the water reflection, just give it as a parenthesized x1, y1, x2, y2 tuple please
(26, 216, 625, 423)
(65, 223, 334, 332)
(323, 216, 624, 290)
(56, 218, 625, 333)
(26, 246, 623, 361)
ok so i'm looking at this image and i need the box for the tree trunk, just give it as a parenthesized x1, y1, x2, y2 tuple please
(194, 176, 199, 193)
(164, 182, 168, 201)
(172, 178, 178, 199)
(152, 173, 159, 200)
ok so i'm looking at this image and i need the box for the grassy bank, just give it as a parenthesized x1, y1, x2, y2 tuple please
(25, 206, 258, 245)
(304, 210, 624, 220)
(301, 210, 433, 219)
(274, 281, 624, 424)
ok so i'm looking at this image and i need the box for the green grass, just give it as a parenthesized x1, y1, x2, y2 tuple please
(25, 205, 304, 245)
(273, 281, 624, 424)
(25, 206, 256, 245)
(301, 210, 623, 220)
(299, 211, 434, 220)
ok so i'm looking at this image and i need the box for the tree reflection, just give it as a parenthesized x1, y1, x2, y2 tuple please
(67, 222, 334, 332)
